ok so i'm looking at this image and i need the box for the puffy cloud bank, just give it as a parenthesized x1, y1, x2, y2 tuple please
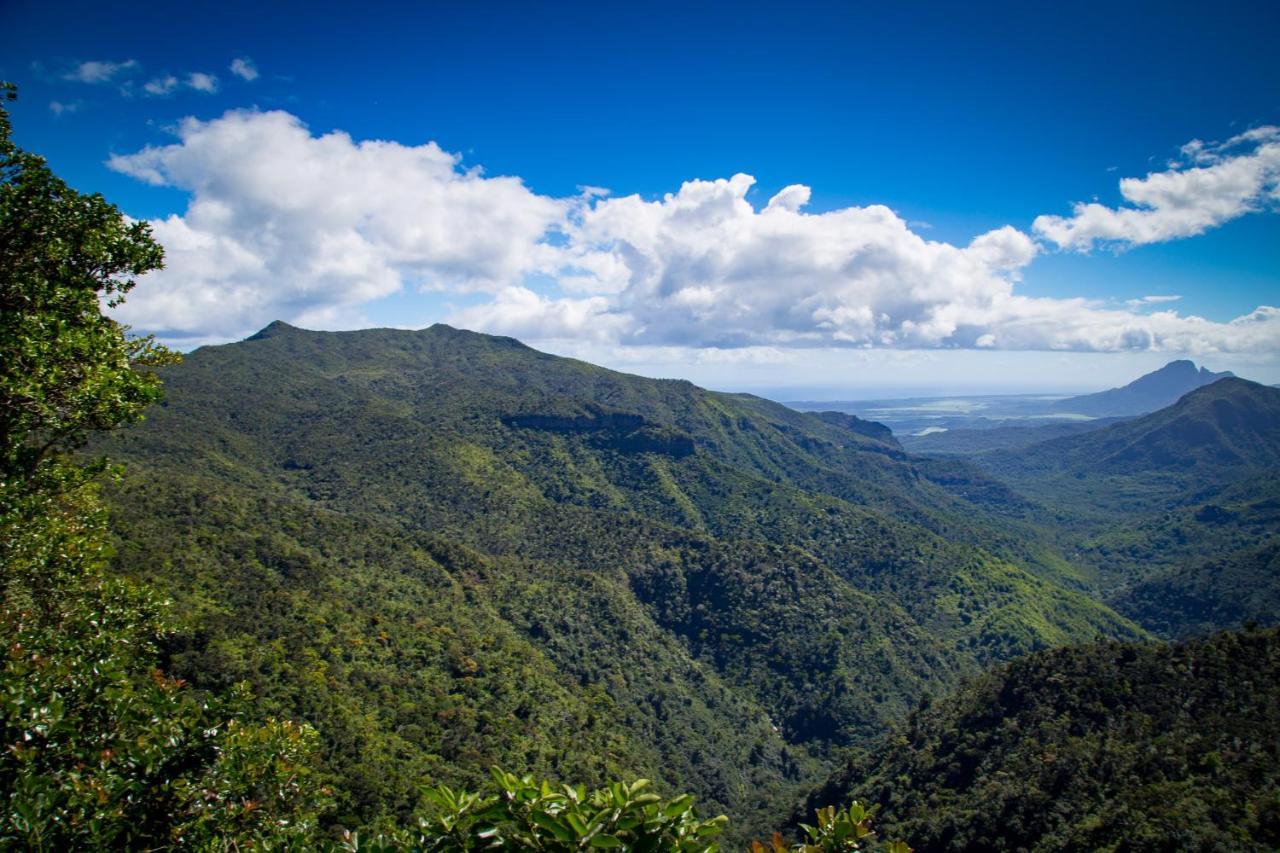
(109, 110, 566, 340)
(109, 109, 1280, 354)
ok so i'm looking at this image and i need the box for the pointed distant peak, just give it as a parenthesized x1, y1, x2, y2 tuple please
(246, 320, 304, 341)
(1142, 360, 1201, 381)
(1129, 359, 1231, 388)
(1149, 359, 1231, 381)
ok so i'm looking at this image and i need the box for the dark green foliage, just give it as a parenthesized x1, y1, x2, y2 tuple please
(1067, 471, 1280, 638)
(106, 470, 798, 834)
(339, 768, 908, 853)
(0, 84, 172, 482)
(809, 411, 895, 444)
(344, 768, 728, 851)
(751, 802, 911, 853)
(811, 628, 1280, 852)
(0, 88, 328, 848)
(1111, 540, 1280, 638)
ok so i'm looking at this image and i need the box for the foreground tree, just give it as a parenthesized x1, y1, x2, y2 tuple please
(0, 84, 329, 848)
(339, 769, 907, 852)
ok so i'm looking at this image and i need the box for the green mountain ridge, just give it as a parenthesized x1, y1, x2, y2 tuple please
(986, 378, 1280, 486)
(968, 378, 1280, 640)
(806, 627, 1280, 851)
(97, 321, 1142, 837)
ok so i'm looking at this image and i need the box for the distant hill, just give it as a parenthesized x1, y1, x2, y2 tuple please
(1051, 359, 1233, 417)
(974, 378, 1280, 638)
(96, 321, 1141, 838)
(806, 628, 1280, 852)
(993, 377, 1280, 483)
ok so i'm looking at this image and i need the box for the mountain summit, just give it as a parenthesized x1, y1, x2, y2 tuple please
(1007, 377, 1280, 478)
(1052, 359, 1234, 417)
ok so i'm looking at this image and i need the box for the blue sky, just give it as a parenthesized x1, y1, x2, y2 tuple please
(4, 0, 1279, 395)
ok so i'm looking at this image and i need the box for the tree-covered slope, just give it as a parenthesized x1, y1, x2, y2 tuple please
(108, 470, 818, 835)
(1110, 540, 1280, 639)
(808, 628, 1280, 852)
(971, 379, 1280, 638)
(97, 321, 1143, 835)
(984, 378, 1280, 507)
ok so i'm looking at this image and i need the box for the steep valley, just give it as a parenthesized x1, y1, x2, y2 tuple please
(97, 322, 1147, 839)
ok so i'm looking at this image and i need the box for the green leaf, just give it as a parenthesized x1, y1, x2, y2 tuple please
(589, 834, 622, 847)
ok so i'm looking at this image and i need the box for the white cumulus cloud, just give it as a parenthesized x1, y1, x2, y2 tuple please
(1034, 126, 1280, 250)
(459, 172, 1276, 354)
(450, 287, 628, 343)
(107, 110, 566, 342)
(536, 173, 1047, 349)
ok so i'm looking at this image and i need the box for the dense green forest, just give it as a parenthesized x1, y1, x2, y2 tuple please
(92, 335, 1280, 848)
(94, 318, 1147, 838)
(808, 627, 1280, 851)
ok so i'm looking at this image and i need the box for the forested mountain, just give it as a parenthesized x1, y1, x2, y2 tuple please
(96, 321, 1143, 838)
(973, 378, 1280, 639)
(1050, 359, 1234, 417)
(806, 627, 1280, 852)
(1001, 378, 1280, 483)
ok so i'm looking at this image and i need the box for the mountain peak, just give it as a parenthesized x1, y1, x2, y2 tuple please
(246, 320, 305, 341)
(1201, 364, 1233, 379)
(1153, 359, 1197, 374)
(1147, 359, 1235, 382)
(1052, 360, 1234, 417)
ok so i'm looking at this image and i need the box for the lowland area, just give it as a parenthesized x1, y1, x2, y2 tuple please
(89, 322, 1280, 849)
